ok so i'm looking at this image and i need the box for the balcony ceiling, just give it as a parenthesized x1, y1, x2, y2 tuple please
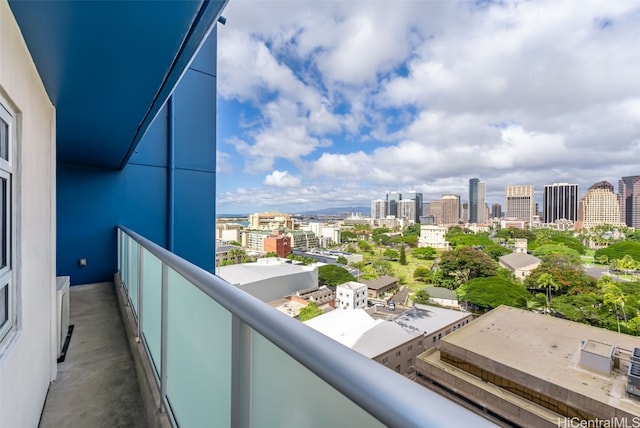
(9, 0, 226, 169)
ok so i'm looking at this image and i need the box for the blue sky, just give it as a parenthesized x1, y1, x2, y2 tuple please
(215, 0, 640, 214)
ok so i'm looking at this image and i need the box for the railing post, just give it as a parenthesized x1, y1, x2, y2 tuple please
(160, 262, 169, 413)
(136, 243, 143, 342)
(231, 316, 251, 428)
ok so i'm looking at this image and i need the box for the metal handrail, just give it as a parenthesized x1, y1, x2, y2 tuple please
(119, 226, 494, 428)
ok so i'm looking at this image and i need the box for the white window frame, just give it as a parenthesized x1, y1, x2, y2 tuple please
(0, 101, 15, 345)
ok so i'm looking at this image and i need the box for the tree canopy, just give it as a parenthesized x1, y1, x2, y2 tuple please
(595, 241, 640, 262)
(435, 247, 497, 289)
(456, 276, 530, 310)
(299, 301, 323, 321)
(318, 264, 355, 286)
(413, 246, 437, 260)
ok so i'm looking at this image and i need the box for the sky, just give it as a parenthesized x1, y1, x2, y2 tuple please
(215, 0, 640, 215)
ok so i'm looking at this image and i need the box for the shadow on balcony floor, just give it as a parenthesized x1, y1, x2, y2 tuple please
(39, 282, 146, 428)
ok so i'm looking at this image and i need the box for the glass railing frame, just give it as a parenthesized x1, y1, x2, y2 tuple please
(117, 226, 494, 428)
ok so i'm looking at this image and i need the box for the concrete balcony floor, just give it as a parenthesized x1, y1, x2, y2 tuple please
(39, 282, 146, 427)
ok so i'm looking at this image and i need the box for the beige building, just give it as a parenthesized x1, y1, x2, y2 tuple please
(419, 225, 449, 249)
(505, 185, 536, 224)
(499, 252, 541, 279)
(577, 181, 625, 230)
(416, 306, 640, 426)
(215, 222, 242, 242)
(248, 211, 295, 230)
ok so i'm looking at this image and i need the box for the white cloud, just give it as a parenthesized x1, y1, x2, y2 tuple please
(264, 170, 301, 188)
(216, 0, 640, 213)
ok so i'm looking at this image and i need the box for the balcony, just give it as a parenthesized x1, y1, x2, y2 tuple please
(109, 226, 495, 427)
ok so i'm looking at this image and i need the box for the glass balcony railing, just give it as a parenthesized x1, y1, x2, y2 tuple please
(117, 226, 495, 427)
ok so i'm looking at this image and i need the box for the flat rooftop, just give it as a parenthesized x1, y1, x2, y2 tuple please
(441, 306, 640, 415)
(395, 304, 472, 335)
(217, 259, 314, 285)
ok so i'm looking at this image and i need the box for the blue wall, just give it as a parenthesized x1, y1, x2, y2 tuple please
(56, 32, 217, 285)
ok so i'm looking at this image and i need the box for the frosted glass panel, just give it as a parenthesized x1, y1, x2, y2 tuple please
(121, 233, 129, 291)
(128, 239, 139, 316)
(141, 248, 162, 377)
(250, 332, 382, 428)
(166, 268, 232, 428)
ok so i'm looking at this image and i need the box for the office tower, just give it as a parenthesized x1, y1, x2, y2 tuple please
(468, 178, 486, 223)
(386, 191, 401, 218)
(398, 199, 417, 223)
(371, 199, 387, 220)
(619, 176, 640, 228)
(578, 181, 623, 230)
(491, 203, 502, 219)
(441, 194, 461, 225)
(505, 185, 535, 224)
(429, 200, 443, 224)
(543, 183, 578, 223)
(462, 202, 469, 222)
(422, 202, 431, 217)
(403, 191, 424, 223)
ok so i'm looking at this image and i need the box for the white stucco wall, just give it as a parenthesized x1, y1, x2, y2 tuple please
(0, 1, 57, 426)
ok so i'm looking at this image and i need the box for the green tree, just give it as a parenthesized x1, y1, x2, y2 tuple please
(436, 247, 497, 289)
(602, 283, 628, 333)
(358, 240, 372, 252)
(531, 244, 581, 259)
(336, 255, 348, 265)
(413, 266, 432, 283)
(371, 260, 394, 277)
(340, 231, 357, 242)
(383, 249, 399, 261)
(413, 290, 430, 304)
(263, 251, 277, 258)
(536, 272, 559, 310)
(399, 245, 407, 265)
(413, 246, 437, 260)
(456, 277, 530, 311)
(318, 265, 356, 286)
(299, 301, 323, 321)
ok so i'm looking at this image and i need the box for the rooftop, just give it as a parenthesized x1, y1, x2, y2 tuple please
(361, 275, 398, 290)
(217, 258, 314, 285)
(442, 306, 640, 415)
(498, 252, 541, 270)
(304, 309, 419, 358)
(339, 281, 367, 291)
(395, 304, 471, 335)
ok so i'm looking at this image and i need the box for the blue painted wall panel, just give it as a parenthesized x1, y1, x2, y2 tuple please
(173, 168, 216, 273)
(56, 28, 218, 285)
(189, 29, 217, 76)
(173, 64, 216, 172)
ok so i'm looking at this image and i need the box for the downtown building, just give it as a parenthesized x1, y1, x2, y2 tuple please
(468, 178, 487, 224)
(371, 199, 388, 220)
(505, 185, 536, 224)
(543, 183, 578, 224)
(619, 176, 640, 228)
(577, 181, 625, 231)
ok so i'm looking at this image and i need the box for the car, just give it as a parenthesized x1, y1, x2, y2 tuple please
(375, 302, 385, 308)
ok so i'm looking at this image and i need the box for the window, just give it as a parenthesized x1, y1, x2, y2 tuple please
(396, 350, 401, 357)
(395, 365, 401, 373)
(408, 345, 413, 351)
(382, 357, 389, 364)
(0, 102, 14, 345)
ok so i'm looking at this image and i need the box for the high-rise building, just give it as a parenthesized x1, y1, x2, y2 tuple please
(543, 183, 578, 223)
(371, 199, 387, 220)
(491, 203, 502, 219)
(398, 199, 418, 223)
(403, 191, 424, 223)
(440, 194, 461, 225)
(505, 185, 535, 224)
(578, 181, 624, 230)
(619, 176, 640, 228)
(386, 191, 401, 218)
(429, 200, 443, 225)
(468, 178, 486, 224)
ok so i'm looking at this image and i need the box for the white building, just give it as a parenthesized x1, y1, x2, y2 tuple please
(217, 258, 318, 303)
(418, 225, 449, 249)
(215, 222, 242, 242)
(336, 281, 368, 310)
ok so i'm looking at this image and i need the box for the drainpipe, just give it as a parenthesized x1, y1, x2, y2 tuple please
(167, 96, 175, 252)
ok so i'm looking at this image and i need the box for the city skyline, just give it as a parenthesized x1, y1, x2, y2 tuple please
(216, 1, 640, 214)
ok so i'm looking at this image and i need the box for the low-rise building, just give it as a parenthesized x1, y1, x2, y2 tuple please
(362, 275, 399, 299)
(419, 225, 449, 249)
(335, 282, 368, 310)
(499, 252, 541, 279)
(217, 258, 317, 302)
(416, 306, 640, 426)
(424, 287, 459, 308)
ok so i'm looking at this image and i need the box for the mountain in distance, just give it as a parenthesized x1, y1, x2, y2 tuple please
(294, 206, 371, 216)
